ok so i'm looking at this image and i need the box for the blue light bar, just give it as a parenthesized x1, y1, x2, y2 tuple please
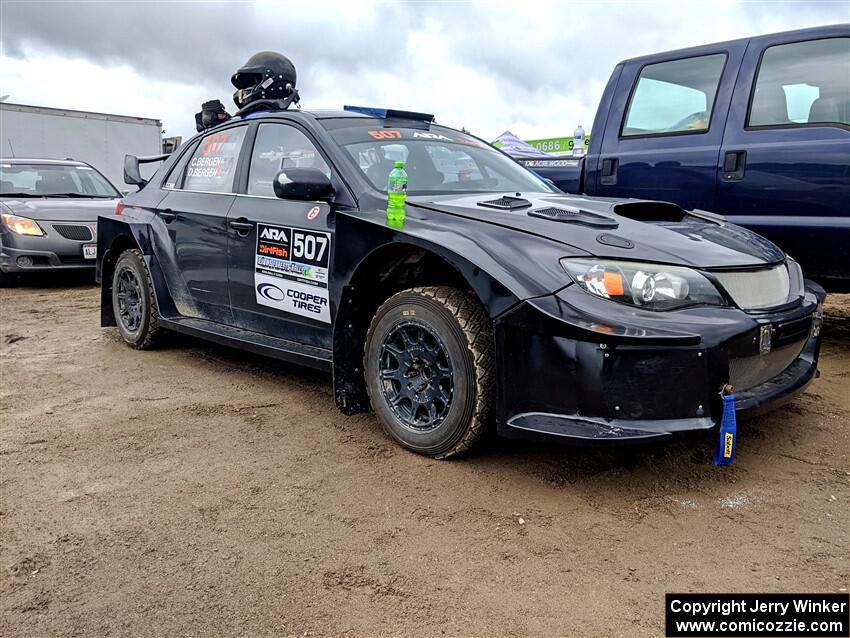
(343, 105, 435, 122)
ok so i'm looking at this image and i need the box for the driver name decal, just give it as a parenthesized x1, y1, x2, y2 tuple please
(255, 222, 331, 323)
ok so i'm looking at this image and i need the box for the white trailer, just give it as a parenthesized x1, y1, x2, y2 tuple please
(0, 102, 163, 189)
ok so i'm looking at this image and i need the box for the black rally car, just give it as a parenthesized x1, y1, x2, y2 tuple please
(98, 106, 825, 458)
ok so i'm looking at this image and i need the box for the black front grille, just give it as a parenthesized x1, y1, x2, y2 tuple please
(728, 340, 807, 391)
(528, 207, 618, 227)
(52, 224, 93, 241)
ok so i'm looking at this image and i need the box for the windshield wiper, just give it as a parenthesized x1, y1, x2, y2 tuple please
(0, 192, 42, 198)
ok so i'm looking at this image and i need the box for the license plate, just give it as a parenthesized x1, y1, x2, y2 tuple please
(83, 244, 97, 259)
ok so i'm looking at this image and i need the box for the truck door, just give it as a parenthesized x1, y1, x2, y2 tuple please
(226, 122, 336, 350)
(593, 44, 746, 211)
(715, 29, 850, 283)
(152, 125, 248, 324)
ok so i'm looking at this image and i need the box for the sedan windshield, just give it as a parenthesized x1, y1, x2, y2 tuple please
(323, 121, 555, 195)
(0, 163, 120, 197)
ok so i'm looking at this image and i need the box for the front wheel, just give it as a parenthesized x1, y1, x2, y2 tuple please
(111, 249, 163, 349)
(364, 286, 494, 459)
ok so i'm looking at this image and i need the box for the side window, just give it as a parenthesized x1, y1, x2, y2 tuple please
(162, 142, 197, 190)
(182, 127, 247, 193)
(622, 54, 727, 136)
(247, 123, 330, 197)
(749, 37, 850, 127)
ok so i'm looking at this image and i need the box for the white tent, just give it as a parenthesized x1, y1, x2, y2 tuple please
(491, 130, 548, 158)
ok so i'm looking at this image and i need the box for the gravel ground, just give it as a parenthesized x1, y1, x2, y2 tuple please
(1, 276, 848, 637)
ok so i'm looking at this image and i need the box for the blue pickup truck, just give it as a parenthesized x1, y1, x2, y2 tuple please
(521, 25, 849, 289)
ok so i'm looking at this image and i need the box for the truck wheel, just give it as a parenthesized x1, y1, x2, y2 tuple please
(111, 249, 163, 349)
(364, 286, 494, 459)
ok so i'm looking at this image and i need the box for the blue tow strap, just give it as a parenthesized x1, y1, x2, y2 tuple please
(713, 389, 737, 466)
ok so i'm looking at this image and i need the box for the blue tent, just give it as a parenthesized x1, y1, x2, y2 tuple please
(491, 130, 548, 158)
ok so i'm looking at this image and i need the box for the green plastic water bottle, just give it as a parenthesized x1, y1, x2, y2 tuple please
(387, 161, 408, 223)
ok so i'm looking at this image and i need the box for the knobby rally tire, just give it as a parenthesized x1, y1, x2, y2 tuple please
(364, 286, 494, 459)
(112, 249, 163, 349)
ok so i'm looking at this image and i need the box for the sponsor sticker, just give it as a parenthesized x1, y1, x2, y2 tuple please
(254, 222, 331, 322)
(255, 273, 330, 323)
(307, 206, 320, 221)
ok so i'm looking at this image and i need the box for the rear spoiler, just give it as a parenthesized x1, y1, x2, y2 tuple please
(124, 153, 170, 189)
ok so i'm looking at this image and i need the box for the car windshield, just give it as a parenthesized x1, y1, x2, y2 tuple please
(322, 121, 556, 195)
(0, 163, 120, 197)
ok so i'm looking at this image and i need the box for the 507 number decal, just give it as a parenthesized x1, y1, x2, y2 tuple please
(292, 230, 328, 266)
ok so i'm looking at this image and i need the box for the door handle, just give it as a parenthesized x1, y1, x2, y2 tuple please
(600, 157, 618, 186)
(229, 219, 254, 232)
(722, 150, 747, 181)
(158, 209, 176, 223)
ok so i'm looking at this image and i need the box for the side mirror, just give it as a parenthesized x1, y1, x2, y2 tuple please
(273, 168, 334, 201)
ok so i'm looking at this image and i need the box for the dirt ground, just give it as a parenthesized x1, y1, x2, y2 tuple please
(1, 275, 848, 637)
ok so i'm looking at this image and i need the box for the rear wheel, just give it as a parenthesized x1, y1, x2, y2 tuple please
(364, 286, 494, 459)
(111, 249, 163, 349)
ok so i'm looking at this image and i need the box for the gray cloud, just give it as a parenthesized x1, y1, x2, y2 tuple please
(2, 0, 846, 142)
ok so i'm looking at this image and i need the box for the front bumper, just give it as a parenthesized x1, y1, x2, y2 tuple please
(495, 281, 825, 443)
(0, 225, 97, 272)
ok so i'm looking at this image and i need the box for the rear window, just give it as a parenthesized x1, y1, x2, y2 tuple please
(749, 37, 850, 127)
(182, 126, 247, 193)
(622, 54, 727, 137)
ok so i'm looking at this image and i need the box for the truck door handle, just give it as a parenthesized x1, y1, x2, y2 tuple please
(722, 151, 747, 181)
(601, 157, 618, 186)
(158, 209, 176, 223)
(229, 219, 254, 233)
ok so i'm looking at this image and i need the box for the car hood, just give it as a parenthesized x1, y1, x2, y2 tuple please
(0, 197, 120, 221)
(408, 193, 785, 269)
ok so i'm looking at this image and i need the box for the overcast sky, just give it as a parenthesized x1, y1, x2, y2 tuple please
(1, 0, 847, 143)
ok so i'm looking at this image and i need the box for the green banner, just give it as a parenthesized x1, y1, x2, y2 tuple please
(524, 136, 591, 153)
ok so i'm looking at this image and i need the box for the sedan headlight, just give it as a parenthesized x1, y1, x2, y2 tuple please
(1, 213, 44, 236)
(560, 258, 726, 310)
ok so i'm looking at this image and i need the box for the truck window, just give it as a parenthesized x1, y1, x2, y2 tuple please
(622, 54, 727, 137)
(748, 37, 850, 127)
(182, 126, 247, 194)
(246, 123, 330, 197)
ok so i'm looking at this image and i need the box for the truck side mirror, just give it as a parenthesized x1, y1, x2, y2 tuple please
(273, 168, 334, 201)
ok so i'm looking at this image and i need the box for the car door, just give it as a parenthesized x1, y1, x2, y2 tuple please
(593, 44, 746, 211)
(226, 121, 336, 349)
(154, 125, 248, 323)
(715, 29, 850, 282)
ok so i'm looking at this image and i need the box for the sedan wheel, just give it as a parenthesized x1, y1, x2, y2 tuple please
(111, 249, 163, 349)
(365, 286, 494, 459)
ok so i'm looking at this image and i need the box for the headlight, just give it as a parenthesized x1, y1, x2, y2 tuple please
(560, 258, 726, 310)
(1, 213, 44, 236)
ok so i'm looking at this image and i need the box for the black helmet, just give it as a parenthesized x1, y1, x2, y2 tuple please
(231, 51, 297, 110)
(194, 99, 231, 132)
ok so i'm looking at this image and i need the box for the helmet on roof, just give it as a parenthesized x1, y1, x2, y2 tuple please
(231, 51, 298, 110)
(194, 99, 231, 132)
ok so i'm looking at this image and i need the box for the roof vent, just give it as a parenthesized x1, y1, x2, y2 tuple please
(528, 207, 618, 228)
(477, 196, 532, 210)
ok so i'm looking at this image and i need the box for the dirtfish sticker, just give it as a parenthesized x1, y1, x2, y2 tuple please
(255, 222, 331, 322)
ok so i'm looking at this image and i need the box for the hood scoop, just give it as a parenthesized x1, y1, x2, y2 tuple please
(528, 206, 618, 228)
(477, 195, 532, 210)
